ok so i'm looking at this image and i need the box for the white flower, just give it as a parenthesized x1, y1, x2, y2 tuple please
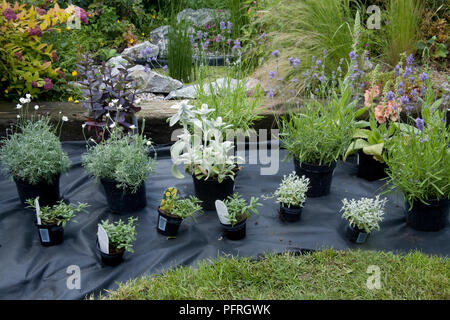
(112, 99, 119, 104)
(146, 141, 152, 146)
(16, 104, 22, 109)
(106, 113, 111, 118)
(134, 98, 141, 105)
(109, 123, 116, 128)
(82, 124, 86, 129)
(25, 93, 31, 100)
(34, 105, 39, 110)
(129, 125, 136, 130)
(118, 105, 123, 110)
(19, 98, 27, 104)
(62, 116, 68, 122)
(17, 115, 20, 119)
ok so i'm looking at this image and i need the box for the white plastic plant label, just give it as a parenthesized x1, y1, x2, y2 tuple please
(39, 228, 50, 243)
(35, 198, 41, 225)
(158, 215, 167, 231)
(215, 200, 231, 225)
(97, 225, 109, 254)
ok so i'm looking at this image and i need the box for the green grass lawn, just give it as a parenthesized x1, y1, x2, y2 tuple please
(98, 249, 449, 300)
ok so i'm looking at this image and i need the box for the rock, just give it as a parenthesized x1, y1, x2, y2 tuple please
(176, 8, 230, 28)
(105, 56, 129, 77)
(127, 65, 183, 94)
(150, 25, 169, 57)
(245, 77, 265, 96)
(165, 84, 197, 100)
(122, 41, 159, 62)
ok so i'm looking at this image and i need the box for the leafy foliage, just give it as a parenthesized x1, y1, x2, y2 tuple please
(223, 193, 261, 226)
(271, 171, 309, 208)
(279, 87, 356, 166)
(340, 196, 387, 233)
(159, 187, 203, 220)
(0, 1, 76, 99)
(26, 198, 88, 228)
(0, 116, 71, 184)
(82, 127, 156, 193)
(99, 217, 137, 253)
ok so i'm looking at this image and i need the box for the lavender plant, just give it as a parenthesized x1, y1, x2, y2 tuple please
(340, 196, 387, 233)
(0, 96, 71, 184)
(76, 53, 141, 141)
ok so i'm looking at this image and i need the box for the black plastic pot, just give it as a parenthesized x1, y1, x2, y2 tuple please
(294, 159, 336, 197)
(193, 54, 235, 66)
(35, 223, 64, 246)
(221, 219, 246, 240)
(157, 207, 183, 237)
(97, 240, 125, 266)
(192, 176, 235, 210)
(101, 179, 147, 213)
(345, 223, 369, 244)
(405, 198, 449, 232)
(357, 150, 388, 181)
(14, 174, 60, 207)
(279, 204, 303, 222)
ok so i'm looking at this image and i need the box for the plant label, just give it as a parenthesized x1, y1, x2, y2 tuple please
(39, 228, 50, 243)
(158, 215, 167, 231)
(356, 232, 368, 244)
(35, 198, 41, 225)
(215, 200, 230, 225)
(97, 225, 109, 254)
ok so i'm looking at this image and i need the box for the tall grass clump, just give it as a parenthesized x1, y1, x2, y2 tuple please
(252, 0, 356, 93)
(385, 0, 423, 66)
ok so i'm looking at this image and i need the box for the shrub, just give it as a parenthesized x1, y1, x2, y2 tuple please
(99, 217, 137, 253)
(340, 196, 387, 233)
(159, 187, 203, 220)
(0, 112, 71, 184)
(223, 193, 261, 226)
(0, 1, 76, 99)
(82, 127, 156, 193)
(278, 87, 356, 166)
(271, 171, 309, 208)
(26, 198, 88, 228)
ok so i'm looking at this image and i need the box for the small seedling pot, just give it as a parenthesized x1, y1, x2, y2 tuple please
(193, 176, 235, 210)
(345, 224, 369, 244)
(405, 198, 449, 232)
(96, 240, 125, 266)
(279, 204, 303, 222)
(221, 218, 247, 240)
(14, 174, 61, 207)
(101, 179, 147, 213)
(357, 150, 388, 181)
(157, 207, 183, 237)
(294, 159, 336, 197)
(35, 223, 64, 246)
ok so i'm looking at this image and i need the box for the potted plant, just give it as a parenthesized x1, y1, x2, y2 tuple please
(384, 106, 449, 231)
(82, 127, 156, 213)
(169, 102, 241, 210)
(0, 97, 71, 207)
(26, 198, 88, 247)
(340, 196, 387, 244)
(215, 193, 261, 240)
(265, 171, 310, 222)
(157, 187, 203, 237)
(97, 217, 137, 266)
(279, 88, 356, 197)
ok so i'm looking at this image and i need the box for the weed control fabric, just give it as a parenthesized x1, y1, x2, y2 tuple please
(0, 142, 448, 299)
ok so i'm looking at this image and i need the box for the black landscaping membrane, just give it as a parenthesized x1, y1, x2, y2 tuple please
(0, 141, 448, 299)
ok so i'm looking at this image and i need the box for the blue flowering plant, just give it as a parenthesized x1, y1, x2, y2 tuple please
(383, 104, 449, 207)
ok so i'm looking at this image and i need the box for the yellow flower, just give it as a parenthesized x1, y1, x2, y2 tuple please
(130, 39, 134, 44)
(74, 100, 79, 104)
(117, 19, 120, 23)
(161, 199, 165, 205)
(149, 38, 153, 42)
(152, 15, 156, 19)
(72, 71, 77, 77)
(4, 89, 8, 94)
(100, 41, 104, 47)
(57, 28, 61, 33)
(141, 33, 145, 36)
(165, 192, 171, 197)
(68, 96, 73, 102)
(168, 187, 174, 192)
(66, 26, 70, 31)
